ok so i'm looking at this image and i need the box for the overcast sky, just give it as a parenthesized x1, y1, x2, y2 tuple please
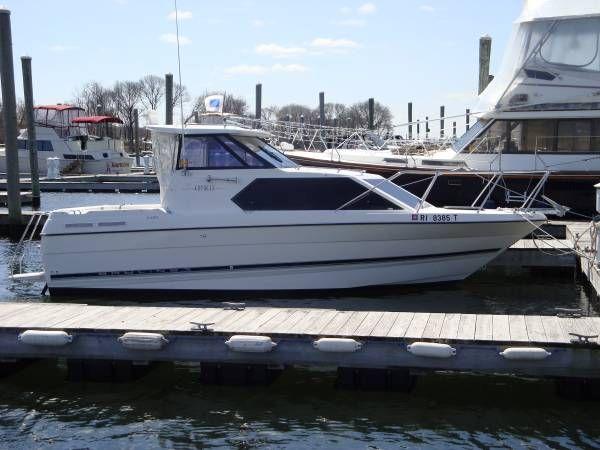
(4, 0, 523, 134)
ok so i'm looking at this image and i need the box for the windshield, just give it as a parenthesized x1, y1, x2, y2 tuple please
(364, 178, 431, 209)
(233, 136, 298, 168)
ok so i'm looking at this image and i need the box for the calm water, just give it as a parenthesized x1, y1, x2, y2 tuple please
(1, 192, 599, 449)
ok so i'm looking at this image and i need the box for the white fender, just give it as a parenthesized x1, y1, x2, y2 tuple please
(407, 342, 456, 358)
(18, 330, 73, 347)
(118, 332, 169, 350)
(225, 335, 277, 353)
(500, 347, 551, 360)
(313, 338, 362, 353)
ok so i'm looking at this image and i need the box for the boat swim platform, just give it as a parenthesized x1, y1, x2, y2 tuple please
(0, 302, 598, 387)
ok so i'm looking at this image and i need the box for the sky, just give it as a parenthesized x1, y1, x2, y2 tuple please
(3, 0, 524, 134)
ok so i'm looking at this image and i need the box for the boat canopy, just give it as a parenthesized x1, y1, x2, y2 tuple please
(478, 0, 600, 116)
(34, 104, 84, 112)
(33, 104, 87, 138)
(71, 115, 123, 125)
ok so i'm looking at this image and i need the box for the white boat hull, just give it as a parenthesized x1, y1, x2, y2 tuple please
(43, 221, 538, 292)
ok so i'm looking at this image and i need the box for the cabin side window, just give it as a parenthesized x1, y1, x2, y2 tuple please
(466, 119, 600, 154)
(17, 139, 54, 152)
(539, 18, 600, 71)
(176, 135, 271, 170)
(232, 178, 402, 211)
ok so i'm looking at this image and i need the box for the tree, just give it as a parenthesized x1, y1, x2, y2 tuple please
(112, 80, 142, 151)
(139, 75, 164, 110)
(72, 81, 116, 116)
(276, 104, 315, 123)
(345, 100, 393, 131)
(261, 105, 279, 121)
(193, 91, 248, 115)
(171, 83, 190, 109)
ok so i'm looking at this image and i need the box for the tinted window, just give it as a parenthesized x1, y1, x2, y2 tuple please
(233, 136, 297, 168)
(220, 135, 268, 167)
(178, 136, 244, 169)
(232, 177, 401, 211)
(17, 139, 53, 152)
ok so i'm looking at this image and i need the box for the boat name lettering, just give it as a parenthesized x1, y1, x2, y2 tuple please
(194, 184, 215, 192)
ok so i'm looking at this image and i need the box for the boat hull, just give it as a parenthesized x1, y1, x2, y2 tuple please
(43, 221, 539, 293)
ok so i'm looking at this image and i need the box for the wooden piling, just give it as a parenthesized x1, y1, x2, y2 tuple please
(368, 98, 375, 130)
(478, 35, 492, 94)
(319, 92, 325, 127)
(408, 102, 413, 140)
(0, 8, 22, 232)
(453, 121, 457, 138)
(133, 108, 139, 166)
(425, 116, 429, 139)
(165, 73, 173, 125)
(440, 106, 445, 138)
(466, 108, 471, 131)
(20, 56, 40, 209)
(255, 83, 262, 120)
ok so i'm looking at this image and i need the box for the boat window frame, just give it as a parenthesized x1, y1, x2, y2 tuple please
(175, 133, 275, 170)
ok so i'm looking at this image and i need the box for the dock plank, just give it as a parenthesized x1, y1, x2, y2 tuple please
(320, 311, 353, 336)
(354, 311, 384, 336)
(216, 308, 267, 333)
(439, 313, 460, 340)
(0, 304, 71, 327)
(456, 314, 476, 340)
(270, 310, 308, 334)
(285, 309, 329, 335)
(508, 315, 529, 342)
(299, 310, 338, 336)
(421, 313, 446, 339)
(335, 311, 369, 336)
(525, 316, 547, 342)
(475, 315, 493, 341)
(404, 313, 430, 339)
(387, 312, 414, 338)
(541, 316, 569, 344)
(370, 312, 399, 337)
(169, 307, 225, 331)
(492, 315, 511, 342)
(257, 309, 296, 334)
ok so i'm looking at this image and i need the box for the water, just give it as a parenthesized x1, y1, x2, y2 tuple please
(1, 192, 599, 449)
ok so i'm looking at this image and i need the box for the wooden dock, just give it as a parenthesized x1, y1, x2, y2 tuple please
(0, 174, 159, 193)
(0, 302, 598, 388)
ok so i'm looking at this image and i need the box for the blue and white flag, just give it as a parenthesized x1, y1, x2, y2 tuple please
(204, 94, 224, 113)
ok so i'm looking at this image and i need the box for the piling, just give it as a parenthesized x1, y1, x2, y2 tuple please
(0, 8, 22, 232)
(440, 106, 445, 138)
(20, 56, 40, 209)
(368, 98, 375, 130)
(319, 92, 325, 127)
(416, 120, 420, 138)
(425, 116, 430, 139)
(165, 73, 173, 125)
(133, 108, 139, 166)
(255, 83, 262, 120)
(478, 35, 492, 94)
(408, 102, 413, 140)
(453, 121, 457, 138)
(466, 108, 471, 131)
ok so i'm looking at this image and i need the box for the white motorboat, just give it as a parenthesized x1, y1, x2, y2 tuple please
(4, 104, 133, 175)
(34, 124, 545, 294)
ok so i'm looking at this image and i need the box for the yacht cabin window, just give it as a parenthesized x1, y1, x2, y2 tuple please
(233, 136, 298, 168)
(465, 119, 600, 154)
(539, 18, 600, 71)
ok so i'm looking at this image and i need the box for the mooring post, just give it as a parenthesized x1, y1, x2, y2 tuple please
(20, 56, 40, 209)
(255, 83, 262, 121)
(416, 119, 420, 138)
(133, 108, 140, 166)
(0, 9, 22, 232)
(425, 116, 429, 139)
(319, 92, 325, 127)
(165, 73, 173, 125)
(440, 106, 445, 138)
(408, 102, 413, 140)
(466, 108, 471, 131)
(478, 35, 492, 95)
(453, 121, 457, 138)
(368, 98, 375, 130)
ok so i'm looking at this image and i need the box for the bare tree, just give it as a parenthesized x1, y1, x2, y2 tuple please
(171, 83, 190, 109)
(139, 75, 164, 110)
(72, 81, 116, 115)
(346, 100, 393, 131)
(276, 104, 315, 123)
(262, 105, 279, 121)
(193, 91, 248, 115)
(112, 80, 142, 151)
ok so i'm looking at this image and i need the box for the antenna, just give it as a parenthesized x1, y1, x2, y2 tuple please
(173, 0, 186, 141)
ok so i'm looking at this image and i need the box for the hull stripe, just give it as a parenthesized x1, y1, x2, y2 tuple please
(50, 247, 501, 280)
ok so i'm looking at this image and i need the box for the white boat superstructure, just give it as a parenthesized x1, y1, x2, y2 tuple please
(287, 0, 600, 175)
(37, 124, 545, 294)
(5, 104, 133, 175)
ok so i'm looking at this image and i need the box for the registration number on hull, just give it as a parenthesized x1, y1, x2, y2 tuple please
(411, 214, 458, 222)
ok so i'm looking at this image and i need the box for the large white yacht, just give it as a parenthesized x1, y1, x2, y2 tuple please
(3, 104, 133, 175)
(287, 0, 600, 215)
(34, 124, 545, 294)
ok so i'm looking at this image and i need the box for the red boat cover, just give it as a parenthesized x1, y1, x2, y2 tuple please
(34, 104, 85, 112)
(71, 115, 123, 124)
